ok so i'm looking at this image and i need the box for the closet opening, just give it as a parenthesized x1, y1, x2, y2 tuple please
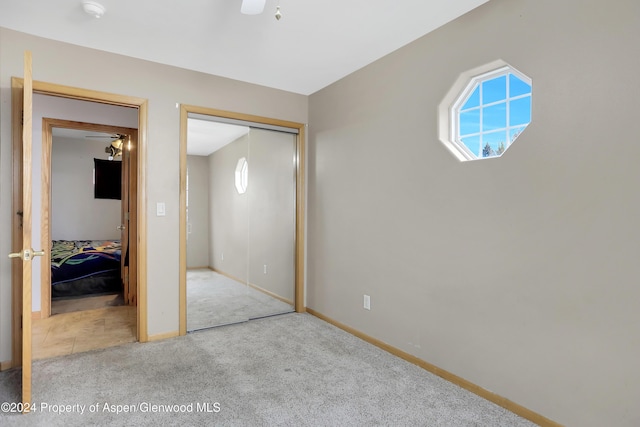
(179, 107, 306, 334)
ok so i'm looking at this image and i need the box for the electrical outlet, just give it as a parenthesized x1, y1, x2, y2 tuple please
(221, 253, 224, 261)
(264, 264, 267, 274)
(364, 295, 371, 310)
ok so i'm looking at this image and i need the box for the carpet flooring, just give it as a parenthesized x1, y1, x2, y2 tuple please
(0, 313, 535, 426)
(187, 269, 294, 331)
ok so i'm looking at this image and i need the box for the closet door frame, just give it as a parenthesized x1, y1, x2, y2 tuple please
(178, 105, 306, 335)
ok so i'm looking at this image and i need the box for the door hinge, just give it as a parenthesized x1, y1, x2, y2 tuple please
(124, 212, 129, 221)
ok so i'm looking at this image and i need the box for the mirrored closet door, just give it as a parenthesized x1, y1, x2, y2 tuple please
(185, 113, 297, 331)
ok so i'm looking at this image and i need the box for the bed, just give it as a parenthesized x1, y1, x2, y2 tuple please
(51, 240, 122, 298)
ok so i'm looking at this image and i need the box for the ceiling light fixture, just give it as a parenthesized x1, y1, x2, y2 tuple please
(100, 135, 125, 160)
(275, 5, 282, 20)
(240, 0, 266, 15)
(82, 1, 106, 19)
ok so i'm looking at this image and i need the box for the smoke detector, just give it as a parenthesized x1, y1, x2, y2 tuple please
(82, 1, 106, 19)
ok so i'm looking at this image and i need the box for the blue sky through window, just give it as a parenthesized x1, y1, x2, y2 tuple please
(458, 71, 531, 158)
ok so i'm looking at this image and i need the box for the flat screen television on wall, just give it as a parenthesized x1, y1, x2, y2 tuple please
(94, 158, 121, 200)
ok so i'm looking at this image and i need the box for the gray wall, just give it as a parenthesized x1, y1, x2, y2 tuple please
(0, 28, 308, 359)
(247, 129, 296, 302)
(208, 130, 296, 302)
(51, 137, 121, 241)
(186, 155, 210, 268)
(307, 1, 640, 426)
(209, 135, 250, 279)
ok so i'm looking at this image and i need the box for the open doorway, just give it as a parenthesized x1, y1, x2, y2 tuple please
(32, 114, 138, 360)
(11, 79, 149, 368)
(41, 121, 138, 319)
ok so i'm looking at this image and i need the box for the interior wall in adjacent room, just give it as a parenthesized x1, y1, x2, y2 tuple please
(186, 155, 210, 269)
(208, 135, 249, 280)
(51, 137, 122, 241)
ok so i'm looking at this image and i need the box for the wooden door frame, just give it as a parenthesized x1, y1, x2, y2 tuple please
(40, 119, 138, 319)
(18, 51, 34, 408)
(178, 105, 306, 335)
(11, 78, 149, 367)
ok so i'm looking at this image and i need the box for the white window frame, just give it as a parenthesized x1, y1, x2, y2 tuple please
(438, 60, 532, 161)
(235, 157, 248, 194)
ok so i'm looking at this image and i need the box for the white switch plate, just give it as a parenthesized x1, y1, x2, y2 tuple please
(364, 295, 371, 310)
(156, 202, 166, 216)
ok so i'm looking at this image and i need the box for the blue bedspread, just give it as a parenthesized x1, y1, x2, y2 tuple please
(51, 240, 121, 286)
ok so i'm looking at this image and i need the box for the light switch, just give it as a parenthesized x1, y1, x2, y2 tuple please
(156, 202, 166, 216)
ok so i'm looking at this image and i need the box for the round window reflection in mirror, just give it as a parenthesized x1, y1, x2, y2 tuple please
(235, 157, 248, 194)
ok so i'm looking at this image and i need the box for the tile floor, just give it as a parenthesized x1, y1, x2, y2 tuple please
(32, 305, 136, 360)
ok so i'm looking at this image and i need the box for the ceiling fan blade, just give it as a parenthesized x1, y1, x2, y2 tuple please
(86, 133, 125, 139)
(241, 0, 266, 15)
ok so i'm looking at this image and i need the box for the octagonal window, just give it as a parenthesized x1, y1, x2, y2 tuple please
(439, 61, 532, 161)
(235, 157, 248, 194)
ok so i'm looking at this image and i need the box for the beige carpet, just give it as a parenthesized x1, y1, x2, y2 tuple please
(0, 313, 536, 426)
(187, 269, 294, 331)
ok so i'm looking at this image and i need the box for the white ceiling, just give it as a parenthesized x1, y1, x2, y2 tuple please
(52, 127, 120, 157)
(0, 0, 488, 95)
(187, 119, 250, 156)
(51, 119, 249, 156)
(52, 128, 115, 140)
